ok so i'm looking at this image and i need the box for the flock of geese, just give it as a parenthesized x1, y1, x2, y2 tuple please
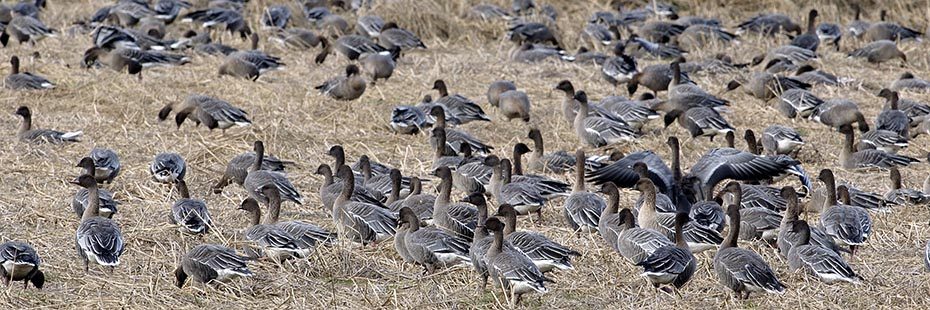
(3, 0, 930, 306)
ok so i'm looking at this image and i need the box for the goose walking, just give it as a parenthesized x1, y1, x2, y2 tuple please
(636, 212, 697, 294)
(243, 141, 303, 205)
(484, 217, 550, 306)
(174, 244, 253, 288)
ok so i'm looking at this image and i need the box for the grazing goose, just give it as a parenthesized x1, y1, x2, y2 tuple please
(317, 35, 387, 62)
(859, 129, 908, 154)
(487, 80, 517, 107)
(786, 220, 862, 284)
(736, 13, 800, 36)
(84, 46, 190, 68)
(690, 200, 725, 232)
(432, 166, 478, 240)
(428, 106, 493, 154)
(213, 150, 291, 193)
(150, 152, 186, 184)
(627, 35, 684, 59)
(636, 179, 722, 253)
(87, 148, 120, 184)
(761, 125, 803, 156)
(13, 106, 81, 144)
(170, 180, 212, 235)
(777, 88, 823, 119)
(315, 64, 366, 101)
(397, 207, 471, 273)
(72, 166, 119, 220)
(6, 14, 54, 44)
(863, 13, 922, 42)
(494, 89, 531, 122)
(379, 22, 426, 50)
(271, 28, 321, 49)
(562, 150, 605, 233)
(677, 24, 736, 50)
(80, 47, 144, 80)
(331, 165, 397, 245)
(814, 99, 870, 132)
(158, 94, 251, 131)
(890, 72, 930, 92)
(238, 193, 308, 260)
(713, 199, 786, 299)
(884, 167, 930, 205)
(846, 5, 869, 38)
(390, 100, 430, 135)
(0, 241, 44, 289)
(777, 186, 843, 256)
(818, 170, 872, 256)
(875, 89, 911, 138)
(573, 91, 637, 147)
(789, 10, 819, 51)
(484, 217, 550, 306)
(71, 175, 125, 271)
(627, 62, 692, 96)
(180, 7, 251, 39)
(793, 65, 840, 86)
(664, 106, 734, 141)
(359, 46, 400, 84)
(260, 5, 290, 29)
(174, 244, 252, 288)
(507, 21, 560, 48)
(243, 141, 303, 205)
(489, 158, 546, 218)
(5, 56, 53, 90)
(602, 43, 638, 87)
(432, 79, 491, 124)
(727, 72, 810, 101)
(602, 190, 674, 263)
(497, 205, 579, 272)
(848, 40, 906, 64)
(636, 212, 697, 294)
(838, 125, 917, 170)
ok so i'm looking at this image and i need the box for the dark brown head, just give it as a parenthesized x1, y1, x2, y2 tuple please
(432, 79, 446, 91)
(513, 143, 531, 155)
(253, 140, 264, 154)
(328, 145, 345, 158)
(901, 72, 915, 80)
(634, 178, 655, 193)
(315, 164, 332, 176)
(666, 136, 680, 150)
(397, 207, 418, 226)
(527, 128, 542, 141)
(69, 174, 97, 188)
(237, 197, 260, 212)
(382, 22, 398, 31)
(484, 217, 505, 233)
(817, 169, 834, 183)
(76, 157, 95, 170)
(555, 80, 574, 94)
(14, 106, 30, 118)
(725, 80, 742, 91)
(612, 42, 626, 56)
(721, 181, 742, 197)
(433, 166, 452, 179)
(573, 91, 588, 104)
(877, 88, 898, 101)
(345, 64, 360, 77)
(837, 124, 854, 135)
(460, 192, 486, 206)
(429, 105, 445, 119)
(663, 109, 683, 128)
(599, 182, 619, 196)
(10, 55, 20, 73)
(632, 162, 648, 178)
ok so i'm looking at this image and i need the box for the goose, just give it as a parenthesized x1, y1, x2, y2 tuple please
(713, 195, 786, 299)
(238, 193, 308, 260)
(169, 180, 212, 235)
(636, 178, 722, 253)
(890, 72, 930, 92)
(149, 152, 186, 184)
(587, 149, 675, 196)
(789, 10, 819, 51)
(793, 65, 840, 86)
(260, 5, 290, 29)
(80, 47, 144, 80)
(601, 42, 638, 84)
(678, 54, 746, 75)
(154, 0, 189, 23)
(432, 166, 478, 240)
(777, 88, 823, 119)
(86, 148, 120, 184)
(218, 55, 259, 80)
(0, 241, 44, 289)
(432, 79, 491, 124)
(213, 150, 292, 193)
(315, 64, 367, 101)
(573, 91, 637, 147)
(776, 186, 844, 256)
(107, 1, 152, 27)
(526, 128, 604, 173)
(71, 157, 119, 218)
(180, 7, 251, 39)
(555, 80, 625, 125)
(863, 12, 922, 42)
(13, 106, 81, 144)
(786, 220, 862, 284)
(428, 106, 493, 154)
(430, 127, 466, 169)
(489, 158, 546, 218)
(356, 15, 384, 37)
(6, 14, 55, 44)
(599, 183, 674, 263)
(397, 207, 471, 273)
(10, 0, 44, 18)
(275, 218, 338, 250)
(497, 204, 579, 272)
(5, 56, 53, 90)
(627, 35, 684, 59)
(761, 125, 803, 156)
(390, 177, 435, 223)
(271, 28, 321, 50)
(483, 217, 550, 306)
(814, 99, 870, 132)
(222, 33, 283, 71)
(461, 192, 495, 288)
(581, 22, 617, 47)
(331, 165, 397, 245)
(667, 61, 728, 102)
(507, 21, 560, 48)
(690, 200, 725, 232)
(727, 71, 810, 101)
(859, 129, 908, 154)
(630, 163, 678, 214)
(635, 20, 685, 40)
(838, 125, 917, 170)
(85, 46, 190, 68)
(379, 22, 426, 50)
(243, 141, 303, 205)
(174, 244, 252, 288)
(846, 5, 869, 38)
(882, 91, 930, 125)
(684, 146, 793, 201)
(677, 24, 736, 50)
(71, 175, 125, 271)
(562, 150, 605, 233)
(636, 212, 697, 294)
(884, 167, 930, 205)
(487, 80, 517, 107)
(597, 96, 661, 131)
(815, 23, 841, 51)
(663, 106, 734, 141)
(627, 62, 692, 96)
(736, 13, 800, 36)
(807, 181, 895, 213)
(875, 89, 911, 138)
(848, 40, 906, 64)
(818, 170, 872, 255)
(316, 36, 387, 62)
(324, 146, 387, 202)
(158, 94, 251, 131)
(359, 47, 400, 84)
(495, 90, 531, 122)
(390, 101, 430, 135)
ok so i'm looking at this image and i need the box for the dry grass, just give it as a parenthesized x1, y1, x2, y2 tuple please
(2, 0, 930, 308)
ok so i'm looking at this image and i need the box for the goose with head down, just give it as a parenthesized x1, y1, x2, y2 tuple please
(0, 240, 44, 289)
(150, 152, 186, 184)
(158, 94, 251, 132)
(315, 64, 366, 101)
(174, 244, 253, 288)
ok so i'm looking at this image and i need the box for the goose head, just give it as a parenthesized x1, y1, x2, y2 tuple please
(14, 106, 31, 118)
